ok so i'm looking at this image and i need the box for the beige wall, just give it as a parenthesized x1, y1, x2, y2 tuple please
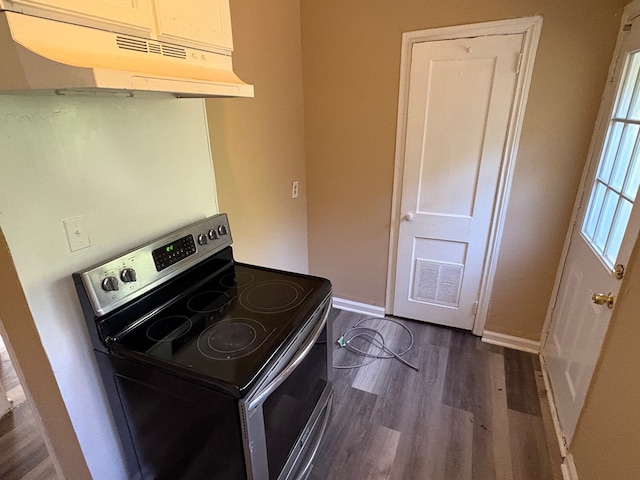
(569, 232, 640, 479)
(301, 0, 627, 339)
(206, 0, 309, 274)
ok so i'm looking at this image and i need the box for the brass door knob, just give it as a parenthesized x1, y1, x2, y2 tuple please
(591, 292, 615, 309)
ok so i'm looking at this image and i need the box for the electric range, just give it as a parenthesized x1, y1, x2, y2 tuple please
(74, 213, 333, 480)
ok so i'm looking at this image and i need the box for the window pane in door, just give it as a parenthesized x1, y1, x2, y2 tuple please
(582, 50, 640, 268)
(623, 146, 640, 199)
(610, 123, 639, 191)
(583, 182, 606, 239)
(593, 189, 619, 253)
(597, 121, 624, 183)
(617, 51, 640, 118)
(605, 198, 633, 264)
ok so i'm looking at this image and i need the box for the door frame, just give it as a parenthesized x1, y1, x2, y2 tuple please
(539, 0, 640, 454)
(386, 16, 543, 335)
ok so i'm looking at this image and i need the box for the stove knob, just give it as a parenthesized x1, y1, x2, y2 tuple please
(101, 276, 119, 292)
(208, 229, 218, 240)
(120, 268, 137, 283)
(197, 233, 208, 245)
(217, 225, 228, 236)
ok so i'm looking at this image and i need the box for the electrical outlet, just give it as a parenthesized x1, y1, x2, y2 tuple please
(63, 216, 91, 252)
(291, 181, 299, 199)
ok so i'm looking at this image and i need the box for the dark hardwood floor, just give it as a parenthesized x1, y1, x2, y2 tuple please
(0, 336, 58, 480)
(309, 309, 563, 480)
(1, 311, 563, 480)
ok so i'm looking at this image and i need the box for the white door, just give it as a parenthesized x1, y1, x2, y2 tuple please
(392, 34, 523, 330)
(542, 19, 640, 446)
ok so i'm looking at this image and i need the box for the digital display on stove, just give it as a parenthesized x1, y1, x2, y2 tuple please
(152, 235, 197, 271)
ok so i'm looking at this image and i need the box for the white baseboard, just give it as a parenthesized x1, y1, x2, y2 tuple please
(332, 297, 386, 317)
(481, 330, 541, 354)
(539, 354, 568, 458)
(561, 453, 579, 480)
(0, 397, 12, 418)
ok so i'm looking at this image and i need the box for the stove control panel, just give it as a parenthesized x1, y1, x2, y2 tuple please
(77, 213, 232, 316)
(153, 234, 197, 271)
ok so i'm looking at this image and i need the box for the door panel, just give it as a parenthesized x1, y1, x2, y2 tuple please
(545, 239, 616, 441)
(393, 34, 522, 330)
(417, 56, 495, 217)
(542, 21, 640, 446)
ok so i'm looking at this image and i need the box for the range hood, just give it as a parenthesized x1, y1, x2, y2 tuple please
(0, 11, 254, 98)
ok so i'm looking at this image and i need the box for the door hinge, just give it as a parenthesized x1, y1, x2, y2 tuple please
(472, 301, 479, 316)
(541, 327, 550, 348)
(610, 54, 621, 83)
(516, 52, 523, 76)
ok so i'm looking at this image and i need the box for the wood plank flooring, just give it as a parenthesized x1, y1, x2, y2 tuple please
(0, 336, 58, 480)
(0, 311, 562, 480)
(309, 309, 563, 480)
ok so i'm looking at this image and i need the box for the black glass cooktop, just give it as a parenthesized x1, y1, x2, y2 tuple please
(107, 262, 331, 397)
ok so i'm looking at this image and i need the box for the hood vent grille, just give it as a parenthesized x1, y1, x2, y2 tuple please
(116, 36, 147, 53)
(116, 36, 187, 60)
(161, 45, 187, 59)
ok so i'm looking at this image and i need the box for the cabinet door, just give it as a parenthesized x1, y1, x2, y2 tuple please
(1, 0, 154, 36)
(153, 0, 233, 52)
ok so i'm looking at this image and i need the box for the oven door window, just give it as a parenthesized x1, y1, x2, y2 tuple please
(263, 326, 328, 479)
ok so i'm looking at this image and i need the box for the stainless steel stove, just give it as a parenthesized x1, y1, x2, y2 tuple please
(73, 214, 333, 480)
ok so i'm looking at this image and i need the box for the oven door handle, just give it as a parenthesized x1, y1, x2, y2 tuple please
(247, 303, 330, 411)
(289, 392, 332, 480)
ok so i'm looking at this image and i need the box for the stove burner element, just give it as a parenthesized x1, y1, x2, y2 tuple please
(240, 280, 308, 313)
(220, 271, 255, 288)
(209, 323, 257, 353)
(187, 291, 232, 313)
(146, 316, 192, 342)
(197, 318, 274, 360)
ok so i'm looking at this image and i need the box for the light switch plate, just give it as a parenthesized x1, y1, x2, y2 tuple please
(63, 216, 91, 252)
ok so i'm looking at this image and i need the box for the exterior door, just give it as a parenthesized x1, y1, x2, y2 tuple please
(392, 33, 523, 330)
(542, 19, 640, 446)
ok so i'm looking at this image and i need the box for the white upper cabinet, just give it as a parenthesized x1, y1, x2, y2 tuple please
(0, 0, 155, 37)
(0, 0, 233, 52)
(154, 0, 233, 52)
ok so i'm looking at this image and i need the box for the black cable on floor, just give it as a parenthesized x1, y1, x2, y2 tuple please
(333, 316, 420, 371)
